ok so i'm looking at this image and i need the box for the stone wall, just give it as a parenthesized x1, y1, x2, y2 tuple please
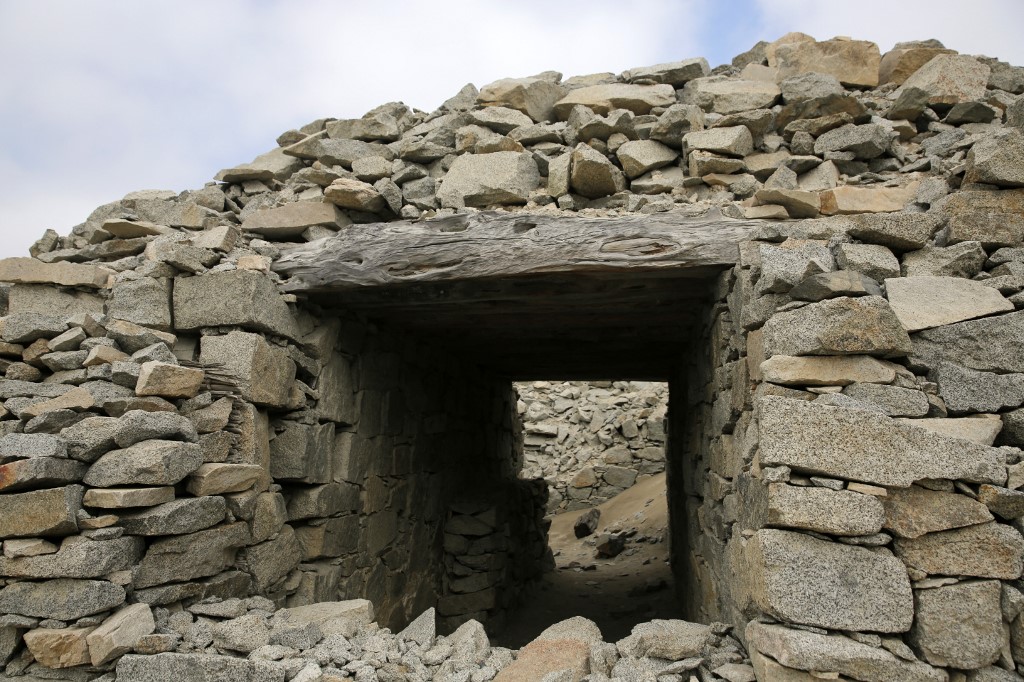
(516, 381, 667, 512)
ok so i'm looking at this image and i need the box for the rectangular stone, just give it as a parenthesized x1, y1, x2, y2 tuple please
(199, 331, 295, 408)
(0, 485, 82, 538)
(134, 522, 251, 589)
(767, 483, 884, 536)
(173, 270, 298, 340)
(7, 284, 104, 316)
(0, 258, 113, 288)
(893, 521, 1024, 579)
(758, 396, 1007, 487)
(270, 422, 334, 483)
(242, 202, 347, 238)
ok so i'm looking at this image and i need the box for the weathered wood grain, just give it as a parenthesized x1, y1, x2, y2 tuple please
(273, 210, 764, 293)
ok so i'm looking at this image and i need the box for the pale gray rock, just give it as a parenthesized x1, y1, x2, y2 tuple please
(237, 525, 301, 592)
(899, 54, 991, 106)
(894, 416, 1002, 446)
(767, 483, 885, 535)
(323, 178, 386, 213)
(965, 128, 1024, 188)
(758, 396, 1007, 486)
(894, 522, 1024, 579)
(0, 535, 143, 578)
(0, 457, 87, 492)
(116, 653, 285, 682)
(745, 529, 913, 632)
(789, 270, 882, 301)
(683, 126, 754, 157)
(0, 433, 67, 463)
(761, 296, 912, 358)
(616, 620, 711, 659)
(437, 151, 539, 208)
(569, 143, 626, 199)
(933, 361, 1024, 414)
(840, 382, 929, 417)
(745, 621, 946, 682)
(552, 83, 676, 119)
(615, 140, 677, 179)
(118, 496, 227, 536)
(269, 421, 334, 484)
(0, 579, 125, 620)
(212, 613, 270, 653)
(199, 331, 296, 408)
(216, 147, 303, 183)
(756, 242, 835, 294)
(134, 522, 251, 589)
(882, 485, 994, 539)
(2, 312, 67, 344)
(912, 310, 1024, 373)
(85, 440, 202, 487)
(467, 106, 534, 134)
(107, 277, 173, 331)
(114, 410, 199, 447)
(0, 485, 82, 538)
(623, 58, 709, 86)
(886, 276, 1013, 332)
(273, 600, 374, 638)
(242, 203, 349, 239)
(910, 581, 1004, 670)
(680, 77, 781, 114)
(478, 76, 567, 123)
(173, 270, 298, 340)
(397, 607, 436, 646)
(780, 72, 844, 103)
(978, 484, 1024, 520)
(648, 104, 705, 148)
(285, 134, 393, 168)
(760, 355, 896, 386)
(61, 416, 118, 462)
(835, 243, 899, 281)
(814, 124, 892, 159)
(87, 602, 156, 665)
(83, 486, 175, 509)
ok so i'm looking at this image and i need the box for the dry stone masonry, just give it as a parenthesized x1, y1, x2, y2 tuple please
(0, 30, 1023, 682)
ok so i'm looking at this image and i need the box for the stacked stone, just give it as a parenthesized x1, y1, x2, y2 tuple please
(516, 380, 668, 512)
(440, 482, 551, 634)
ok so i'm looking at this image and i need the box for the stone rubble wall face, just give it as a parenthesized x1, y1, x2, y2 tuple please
(0, 31, 1023, 681)
(514, 380, 667, 512)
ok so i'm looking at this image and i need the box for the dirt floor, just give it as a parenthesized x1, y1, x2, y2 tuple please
(495, 473, 680, 648)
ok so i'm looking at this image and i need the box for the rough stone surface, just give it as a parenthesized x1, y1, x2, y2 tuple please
(114, 409, 198, 447)
(437, 151, 539, 208)
(0, 579, 125, 620)
(136, 361, 204, 399)
(882, 485, 994, 538)
(894, 522, 1024, 579)
(242, 202, 347, 238)
(23, 626, 93, 668)
(886, 276, 1013, 332)
(767, 483, 885, 536)
(745, 529, 913, 632)
(761, 296, 912, 358)
(760, 355, 896, 386)
(87, 603, 156, 665)
(899, 54, 991, 105)
(912, 310, 1024, 373)
(553, 83, 676, 118)
(0, 484, 82, 538)
(84, 440, 203, 487)
(116, 653, 284, 682)
(118, 496, 227, 536)
(932, 361, 1024, 414)
(774, 38, 881, 87)
(965, 128, 1024, 188)
(200, 331, 295, 408)
(759, 396, 1008, 486)
(134, 522, 251, 589)
(910, 581, 1004, 670)
(173, 270, 298, 340)
(569, 143, 626, 198)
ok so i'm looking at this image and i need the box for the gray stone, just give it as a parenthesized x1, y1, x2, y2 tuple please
(212, 613, 270, 653)
(814, 124, 892, 160)
(616, 620, 711, 659)
(760, 355, 896, 386)
(843, 213, 940, 252)
(780, 72, 844, 103)
(684, 126, 753, 157)
(758, 396, 1007, 486)
(761, 296, 912, 358)
(912, 311, 1024, 373)
(910, 581, 1004, 670)
(623, 58, 709, 87)
(273, 599, 374, 638)
(615, 140, 677, 179)
(882, 485, 994, 539)
(757, 242, 834, 294)
(789, 270, 882, 300)
(187, 463, 264, 496)
(648, 104, 705, 148)
(199, 331, 295, 408)
(86, 602, 155, 665)
(134, 522, 251, 589)
(840, 383, 929, 417)
(835, 243, 899, 281)
(746, 621, 946, 682)
(241, 203, 348, 239)
(107, 278, 172, 331)
(7, 284, 103, 317)
(0, 485, 82, 538)
(216, 147, 303, 183)
(116, 653, 285, 682)
(774, 38, 880, 88)
(285, 134, 393, 167)
(767, 483, 885, 536)
(0, 258, 112, 289)
(681, 77, 781, 115)
(942, 189, 1024, 249)
(569, 143, 626, 199)
(933, 362, 1024, 414)
(0, 433, 67, 463)
(118, 496, 227, 536)
(0, 457, 87, 492)
(745, 529, 913, 632)
(477, 77, 567, 123)
(895, 416, 1002, 446)
(965, 128, 1024, 188)
(2, 312, 67, 344)
(978, 484, 1024, 520)
(398, 607, 436, 646)
(887, 276, 1013, 332)
(552, 83, 676, 119)
(323, 178, 386, 213)
(104, 319, 175, 355)
(269, 421, 334, 483)
(173, 270, 298, 340)
(61, 416, 118, 462)
(84, 440, 203, 487)
(894, 522, 1024, 579)
(83, 486, 175, 509)
(0, 579, 125, 620)
(114, 410, 198, 448)
(236, 525, 301, 592)
(286, 482, 359, 521)
(437, 151, 539, 208)
(0, 535, 143, 578)
(899, 54, 991, 106)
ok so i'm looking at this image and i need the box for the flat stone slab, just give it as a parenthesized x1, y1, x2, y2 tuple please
(0, 536, 143, 578)
(116, 653, 285, 682)
(759, 396, 1008, 487)
(881, 485, 994, 539)
(0, 485, 82, 538)
(759, 354, 896, 386)
(761, 296, 912, 358)
(745, 529, 913, 633)
(885, 276, 1013, 331)
(766, 483, 884, 536)
(746, 621, 947, 682)
(893, 521, 1024, 579)
(0, 258, 113, 288)
(0, 579, 125, 620)
(910, 580, 1004, 670)
(893, 416, 1002, 445)
(911, 309, 1024, 373)
(273, 599, 374, 638)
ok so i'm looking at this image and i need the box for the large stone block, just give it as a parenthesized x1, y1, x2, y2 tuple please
(886, 276, 1013, 332)
(437, 151, 539, 208)
(882, 485, 994, 539)
(552, 83, 676, 118)
(478, 76, 567, 122)
(774, 38, 881, 88)
(894, 522, 1024, 579)
(84, 440, 203, 487)
(761, 296, 911, 358)
(23, 626, 94, 668)
(173, 270, 298, 339)
(910, 581, 1004, 670)
(286, 482, 360, 521)
(294, 515, 359, 559)
(0, 579, 125, 620)
(0, 258, 113, 288)
(759, 396, 1007, 487)
(136, 361, 205, 399)
(242, 202, 348, 239)
(116, 653, 285, 682)
(237, 524, 301, 592)
(942, 189, 1024, 248)
(898, 54, 990, 106)
(270, 421, 335, 483)
(187, 463, 265, 496)
(932, 361, 1024, 414)
(273, 599, 374, 638)
(912, 310, 1024, 373)
(114, 409, 198, 448)
(766, 483, 884, 536)
(7, 284, 104, 316)
(0, 535, 143, 578)
(0, 485, 82, 538)
(746, 621, 947, 682)
(86, 603, 156, 665)
(0, 457, 87, 493)
(744, 529, 913, 632)
(134, 522, 251, 589)
(107, 277, 173, 331)
(118, 496, 227, 536)
(200, 331, 295, 408)
(760, 355, 896, 386)
(314, 354, 357, 424)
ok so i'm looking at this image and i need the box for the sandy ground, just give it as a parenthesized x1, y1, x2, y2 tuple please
(495, 473, 680, 648)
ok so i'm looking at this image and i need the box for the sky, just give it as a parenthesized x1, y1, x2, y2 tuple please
(1, 0, 1022, 259)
